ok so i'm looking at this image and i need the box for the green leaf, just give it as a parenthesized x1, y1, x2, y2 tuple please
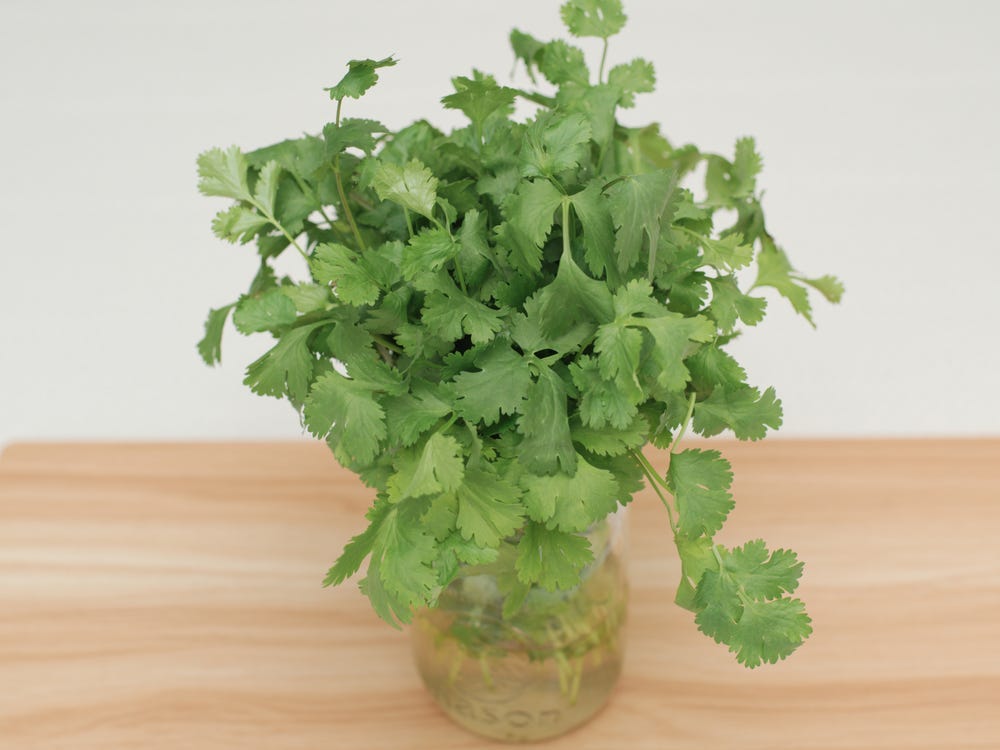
(570, 180, 619, 283)
(496, 178, 564, 276)
(520, 111, 592, 179)
(636, 313, 715, 392)
(421, 289, 505, 345)
(197, 146, 251, 201)
(728, 597, 812, 668)
(323, 118, 388, 155)
(517, 366, 577, 476)
(725, 540, 805, 600)
(451, 345, 532, 425)
(455, 467, 525, 547)
(383, 381, 452, 447)
(211, 204, 269, 244)
(233, 288, 297, 334)
(569, 355, 638, 429)
(570, 413, 648, 456)
(595, 321, 643, 385)
(521, 454, 619, 532)
(755, 241, 814, 324)
(667, 449, 735, 538)
(388, 433, 465, 501)
(731, 136, 763, 198)
(607, 58, 655, 107)
(708, 275, 767, 333)
(304, 369, 387, 467)
(537, 245, 614, 338)
(516, 523, 593, 591)
(244, 322, 325, 404)
(560, 0, 627, 38)
(607, 169, 678, 273)
(370, 504, 439, 617)
(197, 303, 235, 365)
(510, 29, 545, 82)
(693, 385, 783, 441)
(253, 160, 281, 217)
(402, 227, 461, 279)
(323, 499, 391, 586)
(372, 159, 439, 221)
(799, 274, 845, 304)
(326, 56, 397, 100)
(537, 40, 590, 87)
(311, 242, 386, 307)
(441, 70, 516, 132)
(686, 346, 748, 392)
(699, 233, 754, 271)
(280, 283, 331, 314)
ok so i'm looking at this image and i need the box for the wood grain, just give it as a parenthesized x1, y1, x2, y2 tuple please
(1, 440, 998, 749)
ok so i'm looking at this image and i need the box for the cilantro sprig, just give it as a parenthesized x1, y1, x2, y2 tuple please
(198, 0, 839, 668)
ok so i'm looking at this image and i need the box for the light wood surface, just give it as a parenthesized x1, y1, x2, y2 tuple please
(1, 439, 998, 749)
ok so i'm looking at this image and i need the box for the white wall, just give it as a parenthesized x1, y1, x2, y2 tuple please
(1, 0, 997, 445)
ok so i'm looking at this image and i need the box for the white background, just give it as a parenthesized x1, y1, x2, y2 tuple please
(1, 0, 998, 446)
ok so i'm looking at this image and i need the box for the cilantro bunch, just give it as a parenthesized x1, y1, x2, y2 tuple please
(197, 0, 841, 668)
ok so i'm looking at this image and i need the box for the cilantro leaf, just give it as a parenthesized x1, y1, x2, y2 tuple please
(323, 498, 391, 586)
(799, 274, 845, 304)
(708, 275, 767, 333)
(496, 178, 564, 275)
(686, 345, 748, 392)
(667, 449, 735, 538)
(607, 58, 655, 107)
(693, 385, 783, 441)
(455, 467, 525, 547)
(382, 381, 452, 447)
(372, 159, 439, 221)
(560, 0, 627, 39)
(570, 180, 619, 284)
(233, 288, 297, 334)
(402, 227, 461, 279)
(304, 369, 387, 467)
(310, 243, 385, 307)
(451, 345, 532, 425)
(197, 303, 235, 366)
(636, 313, 715, 392)
(694, 540, 812, 668)
(244, 322, 327, 405)
(211, 204, 269, 244)
(607, 170, 678, 274)
(517, 365, 577, 476)
(325, 56, 397, 100)
(570, 413, 648, 456)
(537, 40, 590, 87)
(754, 241, 814, 324)
(197, 146, 251, 201)
(516, 523, 593, 591)
(570, 355, 638, 429)
(509, 29, 545, 82)
(521, 454, 619, 532)
(441, 70, 516, 132)
(520, 111, 592, 179)
(537, 244, 614, 338)
(388, 433, 465, 501)
(421, 289, 505, 345)
(323, 118, 387, 155)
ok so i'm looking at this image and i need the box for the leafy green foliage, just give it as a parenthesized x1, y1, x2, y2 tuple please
(198, 0, 840, 667)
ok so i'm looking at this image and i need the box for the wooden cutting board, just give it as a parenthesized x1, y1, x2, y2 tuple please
(1, 440, 998, 749)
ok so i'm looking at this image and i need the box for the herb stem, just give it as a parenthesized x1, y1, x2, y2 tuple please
(598, 38, 609, 84)
(333, 98, 368, 252)
(403, 208, 415, 239)
(371, 333, 403, 354)
(512, 88, 556, 108)
(670, 392, 697, 454)
(630, 449, 678, 534)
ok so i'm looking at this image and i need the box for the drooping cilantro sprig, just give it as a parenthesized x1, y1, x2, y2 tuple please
(197, 0, 841, 668)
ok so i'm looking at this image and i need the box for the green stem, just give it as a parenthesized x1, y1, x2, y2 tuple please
(631, 450, 678, 534)
(512, 88, 556, 108)
(561, 197, 572, 259)
(249, 199, 309, 263)
(333, 98, 367, 252)
(598, 38, 609, 84)
(670, 392, 697, 454)
(403, 208, 415, 239)
(370, 333, 403, 355)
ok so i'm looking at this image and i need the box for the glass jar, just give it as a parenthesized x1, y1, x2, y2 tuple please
(411, 509, 628, 742)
